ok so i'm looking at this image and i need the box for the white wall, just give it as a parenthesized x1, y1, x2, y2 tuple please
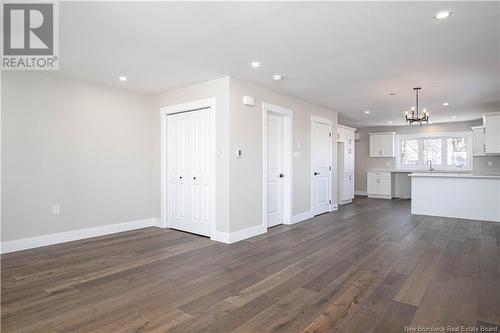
(354, 120, 500, 193)
(1, 72, 155, 242)
(1, 73, 336, 244)
(228, 78, 338, 232)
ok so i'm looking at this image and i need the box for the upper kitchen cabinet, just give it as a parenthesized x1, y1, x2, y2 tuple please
(484, 112, 500, 154)
(369, 132, 396, 157)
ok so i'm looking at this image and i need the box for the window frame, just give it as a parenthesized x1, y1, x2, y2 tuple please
(395, 131, 473, 171)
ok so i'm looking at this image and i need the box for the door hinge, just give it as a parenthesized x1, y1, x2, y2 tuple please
(329, 132, 332, 137)
(329, 200, 332, 204)
(329, 166, 332, 171)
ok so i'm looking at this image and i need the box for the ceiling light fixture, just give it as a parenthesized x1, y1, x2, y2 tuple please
(118, 76, 127, 81)
(364, 110, 371, 114)
(251, 61, 260, 68)
(436, 11, 451, 19)
(442, 102, 449, 106)
(452, 115, 457, 119)
(404, 87, 429, 125)
(273, 74, 283, 81)
(388, 121, 393, 124)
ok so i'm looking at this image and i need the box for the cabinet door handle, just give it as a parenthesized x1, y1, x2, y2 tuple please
(484, 144, 486, 153)
(314, 172, 320, 176)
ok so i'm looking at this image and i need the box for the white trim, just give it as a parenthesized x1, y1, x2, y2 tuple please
(1, 218, 161, 254)
(211, 224, 267, 244)
(310, 115, 334, 217)
(368, 194, 392, 200)
(262, 103, 293, 228)
(160, 98, 216, 115)
(291, 210, 314, 224)
(160, 98, 217, 239)
(369, 131, 397, 136)
(354, 190, 367, 196)
(338, 124, 357, 131)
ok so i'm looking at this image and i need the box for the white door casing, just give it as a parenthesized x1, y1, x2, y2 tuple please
(266, 114, 284, 227)
(160, 98, 216, 238)
(311, 116, 333, 216)
(262, 103, 293, 228)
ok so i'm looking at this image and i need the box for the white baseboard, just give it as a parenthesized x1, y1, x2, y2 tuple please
(290, 210, 314, 224)
(1, 218, 160, 254)
(368, 194, 392, 200)
(354, 191, 367, 196)
(211, 224, 267, 244)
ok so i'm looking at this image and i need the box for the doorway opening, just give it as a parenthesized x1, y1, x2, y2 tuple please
(311, 116, 333, 216)
(160, 98, 216, 238)
(262, 103, 293, 228)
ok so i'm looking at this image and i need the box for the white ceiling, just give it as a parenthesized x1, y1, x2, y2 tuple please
(54, 1, 499, 128)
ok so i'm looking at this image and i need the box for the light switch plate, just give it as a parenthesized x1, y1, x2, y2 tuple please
(52, 204, 61, 215)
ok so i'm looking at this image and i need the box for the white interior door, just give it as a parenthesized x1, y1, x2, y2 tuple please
(312, 120, 332, 215)
(267, 114, 284, 227)
(167, 109, 211, 236)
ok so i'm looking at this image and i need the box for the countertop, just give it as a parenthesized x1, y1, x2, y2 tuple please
(367, 168, 472, 173)
(408, 172, 500, 179)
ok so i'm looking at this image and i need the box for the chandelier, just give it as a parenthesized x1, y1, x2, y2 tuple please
(405, 87, 429, 125)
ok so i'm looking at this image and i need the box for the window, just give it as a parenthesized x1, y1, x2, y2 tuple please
(423, 138, 442, 166)
(400, 139, 419, 166)
(447, 137, 468, 167)
(396, 131, 472, 170)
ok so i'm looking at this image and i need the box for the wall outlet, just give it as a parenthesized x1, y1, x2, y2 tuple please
(52, 204, 61, 215)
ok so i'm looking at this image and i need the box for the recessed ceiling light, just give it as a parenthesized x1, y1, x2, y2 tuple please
(118, 76, 127, 81)
(388, 121, 393, 124)
(251, 61, 260, 68)
(452, 115, 457, 119)
(442, 102, 449, 106)
(273, 74, 283, 81)
(436, 11, 451, 19)
(364, 110, 371, 114)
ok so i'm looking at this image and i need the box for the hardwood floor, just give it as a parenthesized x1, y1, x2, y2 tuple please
(2, 197, 499, 332)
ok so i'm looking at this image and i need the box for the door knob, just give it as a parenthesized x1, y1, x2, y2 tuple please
(279, 174, 284, 178)
(314, 172, 319, 176)
(179, 176, 183, 179)
(193, 177, 196, 180)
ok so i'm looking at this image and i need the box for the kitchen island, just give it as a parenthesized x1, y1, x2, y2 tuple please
(409, 172, 500, 222)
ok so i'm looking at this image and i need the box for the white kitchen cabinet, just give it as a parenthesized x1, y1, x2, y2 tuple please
(367, 171, 393, 199)
(337, 125, 356, 205)
(471, 126, 486, 156)
(369, 132, 395, 157)
(484, 113, 500, 154)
